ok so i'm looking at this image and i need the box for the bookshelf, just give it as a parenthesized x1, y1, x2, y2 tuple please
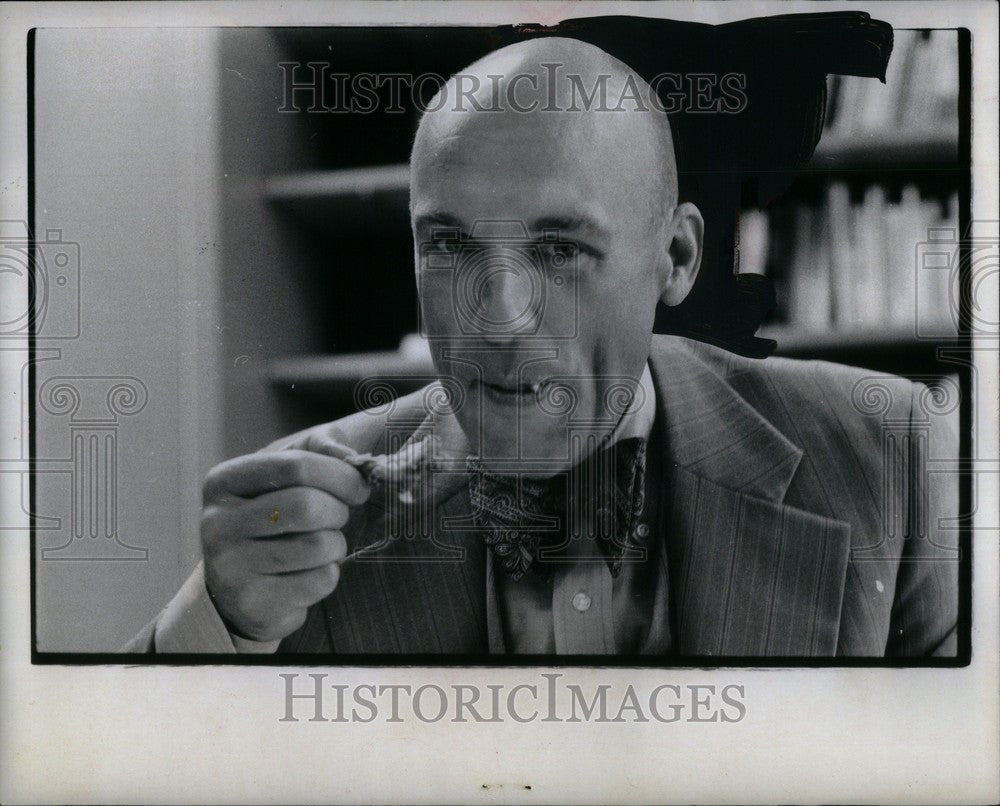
(218, 27, 967, 433)
(265, 327, 960, 409)
(742, 29, 965, 375)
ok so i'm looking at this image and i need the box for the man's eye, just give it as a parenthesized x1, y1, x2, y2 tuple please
(541, 242, 580, 262)
(426, 240, 461, 254)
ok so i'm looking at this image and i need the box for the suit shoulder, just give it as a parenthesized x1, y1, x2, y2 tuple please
(766, 351, 911, 395)
(660, 335, 917, 424)
(758, 354, 916, 424)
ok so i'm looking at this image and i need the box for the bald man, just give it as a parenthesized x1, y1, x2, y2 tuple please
(126, 39, 958, 657)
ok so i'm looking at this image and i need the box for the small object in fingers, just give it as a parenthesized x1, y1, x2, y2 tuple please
(341, 434, 440, 504)
(339, 544, 382, 566)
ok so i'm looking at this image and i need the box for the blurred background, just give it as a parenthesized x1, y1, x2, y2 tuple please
(31, 27, 966, 651)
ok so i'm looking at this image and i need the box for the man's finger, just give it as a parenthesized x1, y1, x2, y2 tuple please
(208, 486, 350, 537)
(249, 529, 348, 574)
(204, 450, 370, 506)
(259, 562, 342, 608)
(300, 432, 357, 461)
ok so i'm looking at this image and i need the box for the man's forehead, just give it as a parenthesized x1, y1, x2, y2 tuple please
(411, 126, 617, 227)
(415, 107, 596, 170)
(411, 108, 665, 226)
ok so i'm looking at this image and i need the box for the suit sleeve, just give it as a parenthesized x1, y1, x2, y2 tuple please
(120, 562, 279, 654)
(885, 380, 961, 657)
(120, 386, 429, 654)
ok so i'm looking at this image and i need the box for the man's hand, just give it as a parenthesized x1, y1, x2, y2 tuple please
(200, 441, 371, 643)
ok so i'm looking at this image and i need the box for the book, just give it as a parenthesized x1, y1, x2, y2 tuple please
(824, 29, 957, 139)
(772, 184, 959, 335)
(736, 209, 770, 276)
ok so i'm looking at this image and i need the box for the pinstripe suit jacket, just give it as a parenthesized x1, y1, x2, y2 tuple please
(129, 335, 960, 657)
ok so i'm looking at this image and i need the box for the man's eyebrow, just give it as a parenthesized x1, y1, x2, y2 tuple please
(413, 211, 610, 240)
(413, 211, 464, 230)
(529, 215, 610, 239)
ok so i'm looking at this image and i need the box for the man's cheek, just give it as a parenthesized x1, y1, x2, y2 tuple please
(419, 280, 460, 339)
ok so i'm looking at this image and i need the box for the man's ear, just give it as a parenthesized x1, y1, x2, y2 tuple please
(659, 202, 704, 306)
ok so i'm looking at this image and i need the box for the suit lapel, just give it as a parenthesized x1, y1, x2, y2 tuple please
(666, 468, 852, 656)
(649, 338, 852, 656)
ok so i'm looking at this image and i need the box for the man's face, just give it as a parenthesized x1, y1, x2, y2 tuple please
(411, 94, 667, 468)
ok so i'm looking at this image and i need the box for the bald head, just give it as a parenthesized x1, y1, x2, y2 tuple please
(412, 37, 679, 217)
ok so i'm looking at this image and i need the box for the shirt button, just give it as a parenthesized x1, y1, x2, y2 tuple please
(572, 591, 592, 612)
(634, 522, 650, 539)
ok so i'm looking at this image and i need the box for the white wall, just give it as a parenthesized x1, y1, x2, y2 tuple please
(33, 29, 223, 651)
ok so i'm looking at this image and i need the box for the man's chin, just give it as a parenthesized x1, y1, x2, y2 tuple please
(473, 415, 600, 473)
(453, 389, 612, 470)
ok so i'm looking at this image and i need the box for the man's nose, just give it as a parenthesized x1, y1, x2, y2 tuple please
(469, 253, 542, 340)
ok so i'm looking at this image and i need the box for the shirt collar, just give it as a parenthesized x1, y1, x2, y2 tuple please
(609, 362, 656, 445)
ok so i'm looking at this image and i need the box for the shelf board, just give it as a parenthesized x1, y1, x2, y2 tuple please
(762, 326, 952, 351)
(762, 326, 962, 375)
(807, 132, 959, 173)
(264, 164, 410, 231)
(266, 132, 957, 199)
(267, 351, 435, 397)
(265, 130, 960, 231)
(269, 330, 963, 404)
(266, 164, 410, 199)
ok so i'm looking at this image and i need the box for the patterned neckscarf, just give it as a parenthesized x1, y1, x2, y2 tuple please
(467, 437, 648, 581)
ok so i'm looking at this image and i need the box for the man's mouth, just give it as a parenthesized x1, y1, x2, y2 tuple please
(480, 378, 546, 402)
